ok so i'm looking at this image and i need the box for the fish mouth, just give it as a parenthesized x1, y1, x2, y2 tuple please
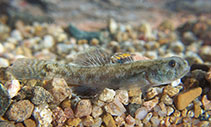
(178, 66, 190, 78)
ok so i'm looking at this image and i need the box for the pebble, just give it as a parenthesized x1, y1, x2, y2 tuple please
(163, 85, 180, 97)
(82, 116, 94, 126)
(4, 80, 21, 98)
(143, 97, 159, 111)
(66, 118, 81, 126)
(92, 105, 103, 118)
(52, 107, 67, 127)
(92, 117, 102, 127)
(202, 95, 211, 110)
(11, 30, 23, 41)
(161, 94, 173, 105)
(103, 113, 116, 127)
(42, 35, 55, 48)
(128, 87, 142, 97)
(166, 106, 174, 116)
(194, 102, 202, 118)
(31, 86, 53, 105)
(6, 100, 34, 122)
(0, 43, 5, 53)
(47, 78, 72, 104)
(99, 88, 116, 102)
(105, 97, 126, 116)
(109, 19, 118, 34)
(115, 90, 129, 105)
(125, 115, 135, 125)
(158, 102, 167, 117)
(187, 110, 194, 117)
(135, 107, 148, 120)
(150, 116, 160, 126)
(33, 104, 53, 127)
(64, 107, 75, 119)
(147, 87, 159, 99)
(199, 46, 211, 62)
(0, 57, 9, 67)
(115, 116, 125, 126)
(143, 112, 153, 124)
(129, 96, 142, 104)
(0, 121, 15, 127)
(0, 83, 11, 116)
(75, 99, 92, 118)
(175, 87, 202, 110)
(127, 103, 141, 117)
(24, 119, 36, 127)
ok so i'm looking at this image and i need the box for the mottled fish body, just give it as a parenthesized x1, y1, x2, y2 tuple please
(6, 48, 190, 91)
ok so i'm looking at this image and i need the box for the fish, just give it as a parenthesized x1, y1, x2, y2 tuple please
(6, 48, 190, 95)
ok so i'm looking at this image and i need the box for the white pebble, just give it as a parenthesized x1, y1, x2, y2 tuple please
(135, 107, 148, 120)
(99, 88, 116, 102)
(0, 58, 9, 67)
(5, 80, 21, 98)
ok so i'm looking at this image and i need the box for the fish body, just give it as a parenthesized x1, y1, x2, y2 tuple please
(6, 48, 190, 91)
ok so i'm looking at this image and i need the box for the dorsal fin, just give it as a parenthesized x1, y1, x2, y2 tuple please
(72, 48, 111, 66)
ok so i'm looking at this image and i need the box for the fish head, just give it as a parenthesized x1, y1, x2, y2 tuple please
(148, 56, 190, 86)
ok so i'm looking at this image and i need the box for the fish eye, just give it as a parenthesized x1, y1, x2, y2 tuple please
(168, 60, 176, 67)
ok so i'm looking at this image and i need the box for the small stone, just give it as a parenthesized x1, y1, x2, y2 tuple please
(173, 110, 181, 117)
(64, 107, 75, 119)
(175, 87, 202, 110)
(151, 116, 160, 126)
(125, 115, 135, 125)
(15, 123, 25, 127)
(42, 35, 54, 48)
(115, 116, 125, 126)
(105, 98, 126, 116)
(109, 19, 118, 34)
(115, 90, 129, 105)
(187, 110, 194, 117)
(92, 105, 103, 118)
(181, 108, 187, 117)
(103, 113, 116, 127)
(66, 118, 81, 126)
(166, 106, 174, 116)
(31, 86, 53, 105)
(0, 83, 11, 116)
(130, 96, 142, 104)
(82, 116, 94, 126)
(5, 80, 21, 98)
(127, 103, 141, 117)
(161, 94, 173, 105)
(163, 85, 180, 97)
(0, 121, 15, 127)
(202, 95, 211, 110)
(169, 41, 185, 53)
(48, 78, 72, 104)
(143, 97, 159, 111)
(147, 87, 159, 99)
(52, 107, 67, 127)
(75, 99, 92, 118)
(99, 88, 116, 102)
(33, 104, 53, 127)
(90, 38, 99, 45)
(11, 30, 23, 41)
(24, 119, 36, 127)
(6, 100, 34, 122)
(128, 87, 142, 97)
(61, 99, 71, 109)
(143, 112, 153, 124)
(158, 102, 167, 117)
(0, 58, 9, 67)
(194, 102, 202, 118)
(135, 107, 148, 120)
(92, 117, 102, 127)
